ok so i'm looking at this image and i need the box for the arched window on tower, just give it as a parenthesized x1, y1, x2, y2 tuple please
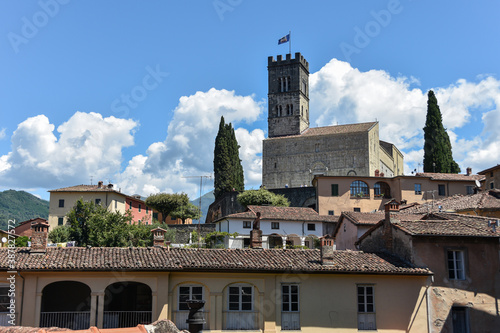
(286, 105, 290, 115)
(279, 105, 283, 116)
(280, 77, 284, 92)
(290, 104, 293, 114)
(288, 76, 291, 91)
(276, 105, 280, 117)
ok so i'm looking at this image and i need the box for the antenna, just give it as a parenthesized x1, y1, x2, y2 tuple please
(182, 175, 213, 244)
(90, 175, 94, 185)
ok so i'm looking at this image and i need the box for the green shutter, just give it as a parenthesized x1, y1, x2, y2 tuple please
(331, 184, 339, 196)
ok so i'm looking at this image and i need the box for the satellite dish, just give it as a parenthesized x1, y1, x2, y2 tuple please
(1, 237, 7, 243)
(475, 180, 481, 187)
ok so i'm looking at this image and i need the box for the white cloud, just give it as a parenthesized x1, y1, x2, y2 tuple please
(115, 88, 264, 198)
(0, 112, 137, 189)
(0, 128, 6, 140)
(309, 58, 500, 174)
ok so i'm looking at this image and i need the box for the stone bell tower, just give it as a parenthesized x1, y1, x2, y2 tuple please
(267, 52, 310, 137)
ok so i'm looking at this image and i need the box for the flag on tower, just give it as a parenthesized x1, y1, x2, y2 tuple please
(278, 34, 290, 45)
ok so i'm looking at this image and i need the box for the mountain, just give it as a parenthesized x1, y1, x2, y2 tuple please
(190, 190, 215, 224)
(0, 190, 49, 230)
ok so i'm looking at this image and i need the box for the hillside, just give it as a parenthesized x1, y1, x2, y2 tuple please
(190, 190, 215, 224)
(0, 190, 49, 230)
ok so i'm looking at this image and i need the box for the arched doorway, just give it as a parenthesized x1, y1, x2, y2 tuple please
(40, 281, 91, 330)
(104, 282, 152, 328)
(268, 234, 283, 249)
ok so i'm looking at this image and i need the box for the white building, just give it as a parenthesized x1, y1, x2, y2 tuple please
(210, 205, 338, 249)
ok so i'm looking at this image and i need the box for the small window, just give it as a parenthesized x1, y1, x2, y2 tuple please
(466, 186, 474, 195)
(153, 212, 158, 221)
(490, 182, 494, 190)
(438, 184, 446, 196)
(447, 249, 465, 280)
(138, 204, 141, 212)
(328, 210, 335, 216)
(315, 143, 320, 152)
(357, 285, 376, 330)
(243, 221, 251, 229)
(58, 199, 64, 208)
(354, 208, 361, 212)
(115, 201, 117, 209)
(243, 238, 250, 248)
(58, 217, 64, 226)
(146, 207, 149, 214)
(95, 198, 101, 205)
(129, 202, 132, 210)
(271, 222, 280, 229)
(331, 184, 339, 196)
(274, 162, 277, 169)
(414, 184, 422, 195)
(307, 223, 316, 231)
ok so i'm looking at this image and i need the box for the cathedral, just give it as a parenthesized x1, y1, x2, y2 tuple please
(262, 53, 404, 189)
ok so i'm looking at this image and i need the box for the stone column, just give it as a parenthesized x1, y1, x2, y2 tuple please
(34, 292, 42, 327)
(90, 292, 98, 326)
(96, 292, 105, 328)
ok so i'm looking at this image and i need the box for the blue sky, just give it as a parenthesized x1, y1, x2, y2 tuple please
(1, 0, 499, 201)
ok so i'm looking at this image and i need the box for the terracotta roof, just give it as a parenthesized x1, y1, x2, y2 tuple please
(265, 122, 377, 140)
(393, 214, 500, 237)
(400, 190, 500, 214)
(0, 247, 430, 275)
(414, 172, 484, 181)
(215, 205, 339, 223)
(49, 184, 118, 192)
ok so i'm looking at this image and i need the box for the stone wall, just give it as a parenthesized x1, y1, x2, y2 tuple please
(168, 224, 216, 244)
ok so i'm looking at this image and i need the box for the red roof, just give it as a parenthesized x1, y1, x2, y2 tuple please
(215, 205, 338, 223)
(414, 172, 484, 181)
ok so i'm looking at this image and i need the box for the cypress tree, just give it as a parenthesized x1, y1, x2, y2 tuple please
(423, 90, 460, 173)
(214, 116, 244, 199)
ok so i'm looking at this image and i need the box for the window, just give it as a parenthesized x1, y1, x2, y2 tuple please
(282, 284, 300, 330)
(315, 143, 320, 152)
(1, 285, 10, 320)
(153, 212, 158, 221)
(229, 285, 253, 311)
(307, 223, 316, 231)
(374, 182, 390, 198)
(58, 217, 64, 226)
(466, 186, 474, 195)
(226, 284, 256, 330)
(146, 207, 149, 214)
(95, 198, 101, 205)
(115, 201, 117, 210)
(414, 183, 422, 195)
(243, 221, 251, 229)
(328, 210, 335, 216)
(58, 199, 64, 208)
(438, 184, 446, 196)
(179, 285, 203, 311)
(350, 180, 369, 198)
(357, 285, 376, 330)
(243, 238, 250, 248)
(447, 250, 465, 280)
(451, 307, 469, 333)
(354, 208, 361, 212)
(271, 222, 280, 229)
(129, 202, 132, 210)
(490, 182, 494, 189)
(331, 184, 339, 196)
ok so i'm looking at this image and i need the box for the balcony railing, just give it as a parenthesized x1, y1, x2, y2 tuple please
(40, 311, 90, 330)
(103, 311, 152, 328)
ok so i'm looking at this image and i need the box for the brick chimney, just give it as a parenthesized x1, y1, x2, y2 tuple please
(30, 220, 49, 253)
(320, 235, 335, 265)
(383, 200, 399, 251)
(466, 167, 472, 176)
(97, 181, 103, 188)
(151, 227, 168, 247)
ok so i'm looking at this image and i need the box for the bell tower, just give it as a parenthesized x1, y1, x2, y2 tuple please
(267, 52, 309, 137)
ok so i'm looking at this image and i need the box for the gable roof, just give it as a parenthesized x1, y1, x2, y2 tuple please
(0, 247, 430, 275)
(478, 164, 500, 175)
(214, 205, 339, 223)
(264, 122, 377, 140)
(399, 190, 500, 214)
(49, 184, 119, 193)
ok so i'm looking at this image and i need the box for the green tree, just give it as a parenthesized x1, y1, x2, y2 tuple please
(15, 236, 29, 247)
(67, 199, 132, 247)
(423, 90, 460, 173)
(237, 188, 290, 207)
(48, 225, 70, 243)
(170, 202, 202, 224)
(214, 116, 244, 199)
(145, 193, 189, 223)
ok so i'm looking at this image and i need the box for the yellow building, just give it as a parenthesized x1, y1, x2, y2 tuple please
(1, 244, 432, 332)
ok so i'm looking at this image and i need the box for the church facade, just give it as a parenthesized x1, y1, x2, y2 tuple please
(262, 53, 404, 189)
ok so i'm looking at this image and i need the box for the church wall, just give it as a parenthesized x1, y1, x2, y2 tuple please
(368, 123, 380, 176)
(262, 132, 371, 189)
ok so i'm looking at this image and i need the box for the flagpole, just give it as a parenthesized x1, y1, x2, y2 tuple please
(289, 30, 291, 55)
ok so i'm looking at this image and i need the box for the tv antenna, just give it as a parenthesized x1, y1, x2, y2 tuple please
(182, 174, 212, 223)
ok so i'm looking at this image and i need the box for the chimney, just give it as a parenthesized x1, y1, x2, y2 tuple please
(374, 169, 380, 177)
(107, 183, 114, 189)
(97, 181, 103, 188)
(466, 167, 472, 176)
(30, 220, 49, 253)
(151, 227, 168, 247)
(320, 235, 335, 265)
(250, 212, 263, 249)
(383, 200, 399, 251)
